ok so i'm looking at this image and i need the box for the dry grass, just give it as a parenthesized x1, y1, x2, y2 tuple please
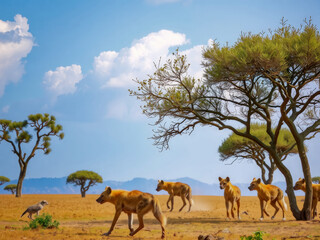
(0, 194, 319, 240)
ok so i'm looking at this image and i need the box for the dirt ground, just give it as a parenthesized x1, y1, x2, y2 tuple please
(0, 194, 319, 240)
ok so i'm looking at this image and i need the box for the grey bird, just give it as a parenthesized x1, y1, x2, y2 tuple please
(21, 200, 49, 219)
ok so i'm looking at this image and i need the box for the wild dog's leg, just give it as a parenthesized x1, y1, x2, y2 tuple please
(28, 213, 33, 220)
(312, 198, 317, 219)
(179, 194, 187, 212)
(259, 199, 265, 220)
(230, 200, 235, 218)
(270, 200, 279, 220)
(36, 211, 39, 217)
(102, 209, 122, 236)
(225, 200, 230, 220)
(236, 199, 241, 220)
(130, 200, 152, 237)
(170, 195, 174, 212)
(127, 213, 134, 234)
(263, 201, 270, 217)
(166, 195, 171, 209)
(130, 214, 145, 236)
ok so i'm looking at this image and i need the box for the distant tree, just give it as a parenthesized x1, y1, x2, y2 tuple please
(312, 177, 320, 184)
(219, 124, 300, 184)
(66, 170, 103, 198)
(0, 113, 64, 197)
(0, 176, 10, 186)
(4, 184, 17, 195)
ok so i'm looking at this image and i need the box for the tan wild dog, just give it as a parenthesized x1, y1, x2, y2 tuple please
(96, 187, 166, 239)
(293, 178, 320, 218)
(248, 178, 287, 221)
(219, 177, 241, 220)
(156, 180, 193, 212)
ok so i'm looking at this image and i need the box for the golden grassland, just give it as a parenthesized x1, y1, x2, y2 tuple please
(0, 194, 319, 240)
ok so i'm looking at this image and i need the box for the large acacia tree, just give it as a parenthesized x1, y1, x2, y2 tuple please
(66, 170, 103, 198)
(219, 124, 300, 184)
(131, 20, 320, 220)
(0, 113, 64, 197)
(4, 184, 17, 195)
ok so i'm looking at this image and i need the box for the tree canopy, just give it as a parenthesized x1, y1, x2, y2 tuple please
(0, 176, 10, 186)
(0, 113, 64, 197)
(66, 170, 103, 197)
(4, 184, 17, 195)
(131, 19, 320, 220)
(219, 124, 300, 184)
(312, 177, 320, 184)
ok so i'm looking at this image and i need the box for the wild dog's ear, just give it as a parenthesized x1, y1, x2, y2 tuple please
(218, 177, 222, 182)
(105, 186, 112, 194)
(301, 179, 305, 184)
(160, 180, 164, 184)
(298, 178, 302, 180)
(158, 180, 160, 183)
(253, 177, 256, 181)
(257, 178, 261, 184)
(226, 177, 230, 182)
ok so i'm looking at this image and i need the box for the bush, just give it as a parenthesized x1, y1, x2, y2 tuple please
(240, 231, 265, 240)
(25, 213, 59, 230)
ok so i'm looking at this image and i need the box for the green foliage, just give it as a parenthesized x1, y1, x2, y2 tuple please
(0, 176, 10, 185)
(4, 184, 17, 194)
(67, 170, 103, 184)
(312, 176, 320, 184)
(25, 213, 59, 230)
(240, 231, 265, 240)
(219, 124, 300, 158)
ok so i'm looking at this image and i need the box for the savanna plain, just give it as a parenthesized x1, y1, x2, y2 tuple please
(0, 194, 319, 240)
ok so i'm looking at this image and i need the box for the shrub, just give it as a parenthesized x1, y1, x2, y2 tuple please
(25, 213, 59, 230)
(240, 231, 265, 240)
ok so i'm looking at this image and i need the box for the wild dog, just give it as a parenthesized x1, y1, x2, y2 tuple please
(96, 187, 166, 239)
(219, 177, 241, 220)
(248, 178, 287, 221)
(156, 180, 193, 212)
(21, 200, 49, 220)
(293, 178, 320, 218)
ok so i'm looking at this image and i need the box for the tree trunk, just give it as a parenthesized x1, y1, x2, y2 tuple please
(16, 166, 27, 198)
(269, 150, 303, 219)
(81, 190, 86, 198)
(296, 142, 313, 220)
(11, 189, 15, 195)
(261, 168, 274, 185)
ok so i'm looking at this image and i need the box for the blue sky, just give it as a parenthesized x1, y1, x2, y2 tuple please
(0, 0, 319, 184)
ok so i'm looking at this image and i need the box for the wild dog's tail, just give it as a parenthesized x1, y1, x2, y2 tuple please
(152, 197, 167, 227)
(186, 186, 194, 210)
(21, 209, 28, 218)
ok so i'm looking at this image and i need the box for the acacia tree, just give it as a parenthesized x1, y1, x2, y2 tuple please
(312, 177, 320, 184)
(219, 124, 300, 184)
(130, 20, 320, 220)
(66, 170, 103, 198)
(0, 113, 64, 197)
(0, 176, 10, 186)
(4, 184, 17, 195)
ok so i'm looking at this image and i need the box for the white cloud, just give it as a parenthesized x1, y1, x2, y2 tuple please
(0, 14, 34, 97)
(2, 105, 10, 113)
(93, 29, 189, 88)
(43, 64, 83, 98)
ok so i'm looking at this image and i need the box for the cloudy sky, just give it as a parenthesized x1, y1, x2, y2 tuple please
(0, 0, 319, 184)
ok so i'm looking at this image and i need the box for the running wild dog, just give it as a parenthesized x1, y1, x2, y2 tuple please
(156, 180, 193, 212)
(21, 200, 49, 220)
(293, 178, 320, 218)
(219, 177, 241, 220)
(248, 178, 287, 221)
(96, 187, 166, 239)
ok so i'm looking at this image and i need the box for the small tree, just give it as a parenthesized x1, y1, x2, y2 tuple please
(0, 113, 64, 197)
(219, 124, 300, 184)
(0, 176, 10, 186)
(4, 184, 17, 195)
(66, 170, 103, 197)
(312, 177, 320, 184)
